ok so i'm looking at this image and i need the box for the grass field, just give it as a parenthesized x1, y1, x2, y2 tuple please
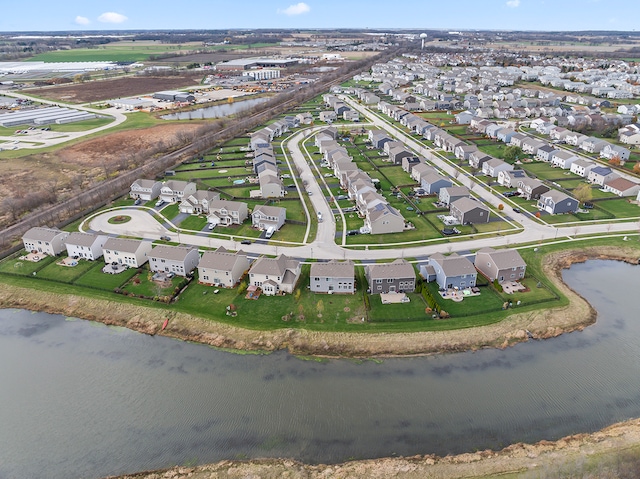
(74, 262, 137, 290)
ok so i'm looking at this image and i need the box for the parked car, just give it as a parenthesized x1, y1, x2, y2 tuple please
(240, 240, 252, 245)
(160, 235, 171, 241)
(155, 199, 165, 207)
(207, 223, 215, 230)
(134, 198, 141, 206)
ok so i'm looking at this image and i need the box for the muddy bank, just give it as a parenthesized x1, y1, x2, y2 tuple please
(0, 246, 637, 358)
(102, 417, 640, 479)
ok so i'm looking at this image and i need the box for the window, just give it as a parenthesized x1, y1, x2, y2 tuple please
(375, 279, 382, 284)
(387, 279, 393, 283)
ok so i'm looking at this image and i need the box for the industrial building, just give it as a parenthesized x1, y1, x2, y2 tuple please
(215, 57, 298, 71)
(0, 106, 99, 127)
(152, 91, 195, 103)
(242, 69, 281, 81)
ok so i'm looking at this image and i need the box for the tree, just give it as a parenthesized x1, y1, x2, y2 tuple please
(633, 162, 640, 174)
(608, 156, 621, 167)
(503, 145, 523, 163)
(573, 183, 593, 205)
(498, 203, 504, 211)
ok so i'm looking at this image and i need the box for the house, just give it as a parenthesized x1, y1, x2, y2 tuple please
(310, 260, 355, 294)
(258, 170, 285, 198)
(588, 166, 618, 186)
(521, 138, 546, 155)
(421, 172, 453, 195)
(130, 179, 162, 201)
(450, 197, 490, 224)
(603, 177, 640, 197)
(296, 112, 314, 125)
(148, 245, 200, 277)
(401, 156, 421, 174)
(439, 186, 470, 207)
(455, 110, 474, 124)
(160, 180, 197, 204)
(248, 254, 301, 295)
(179, 190, 222, 215)
(601, 144, 631, 161)
(64, 232, 108, 261)
(454, 144, 478, 161)
(251, 205, 286, 231)
(388, 146, 414, 165)
(580, 137, 607, 154)
(365, 259, 416, 294)
(517, 178, 550, 200)
(198, 247, 249, 288)
(319, 111, 337, 123)
(498, 169, 527, 188)
(102, 238, 152, 268)
(366, 203, 405, 235)
(482, 158, 513, 178)
(22, 227, 69, 256)
(410, 163, 436, 183)
(429, 253, 477, 290)
(551, 150, 580, 169)
(569, 159, 595, 178)
(474, 247, 526, 283)
(469, 152, 493, 169)
(206, 199, 249, 227)
(537, 190, 579, 214)
(536, 144, 559, 163)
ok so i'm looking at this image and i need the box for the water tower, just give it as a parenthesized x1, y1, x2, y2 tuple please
(420, 33, 428, 50)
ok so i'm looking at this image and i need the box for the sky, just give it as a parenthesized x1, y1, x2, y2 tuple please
(1, 0, 639, 33)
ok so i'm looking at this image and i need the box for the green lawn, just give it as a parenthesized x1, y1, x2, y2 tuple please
(597, 198, 640, 218)
(0, 254, 57, 276)
(378, 165, 417, 187)
(73, 262, 138, 290)
(424, 282, 506, 318)
(367, 293, 429, 322)
(36, 259, 96, 283)
(122, 269, 188, 298)
(179, 215, 208, 231)
(160, 203, 180, 222)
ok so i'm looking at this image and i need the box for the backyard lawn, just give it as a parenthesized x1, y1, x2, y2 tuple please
(36, 259, 96, 283)
(73, 262, 138, 290)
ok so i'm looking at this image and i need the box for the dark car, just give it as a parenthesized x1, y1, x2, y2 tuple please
(160, 235, 171, 241)
(134, 198, 141, 205)
(583, 202, 594, 209)
(240, 240, 252, 245)
(512, 207, 521, 213)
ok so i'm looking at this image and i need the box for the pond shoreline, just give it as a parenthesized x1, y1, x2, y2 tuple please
(0, 246, 637, 359)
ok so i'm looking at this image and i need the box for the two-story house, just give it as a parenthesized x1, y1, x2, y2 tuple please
(310, 260, 355, 294)
(198, 247, 249, 288)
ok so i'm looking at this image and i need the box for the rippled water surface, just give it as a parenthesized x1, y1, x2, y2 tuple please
(0, 260, 638, 479)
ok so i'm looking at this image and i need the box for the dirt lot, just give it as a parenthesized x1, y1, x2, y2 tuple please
(23, 73, 206, 104)
(0, 122, 205, 226)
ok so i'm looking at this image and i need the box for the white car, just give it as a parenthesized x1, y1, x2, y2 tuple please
(207, 223, 215, 230)
(155, 199, 165, 207)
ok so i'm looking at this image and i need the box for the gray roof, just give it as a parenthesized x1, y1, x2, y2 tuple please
(149, 245, 198, 262)
(252, 205, 286, 217)
(367, 259, 415, 280)
(451, 197, 488, 214)
(163, 180, 193, 191)
(476, 247, 526, 269)
(441, 186, 470, 197)
(310, 260, 354, 279)
(132, 179, 160, 189)
(430, 253, 476, 277)
(103, 237, 145, 253)
(250, 254, 299, 277)
(541, 189, 573, 202)
(65, 232, 100, 247)
(199, 247, 247, 270)
(23, 227, 66, 242)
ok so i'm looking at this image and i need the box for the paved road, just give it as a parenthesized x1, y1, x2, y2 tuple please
(0, 91, 127, 149)
(84, 100, 639, 261)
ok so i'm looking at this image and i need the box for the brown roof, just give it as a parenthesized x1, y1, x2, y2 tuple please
(310, 260, 354, 279)
(367, 259, 415, 280)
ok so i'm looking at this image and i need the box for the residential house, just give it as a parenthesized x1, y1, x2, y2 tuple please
(588, 166, 618, 186)
(401, 156, 421, 174)
(450, 197, 490, 224)
(517, 177, 550, 200)
(258, 170, 285, 198)
(179, 190, 221, 215)
(474, 247, 526, 283)
(365, 203, 405, 235)
(22, 227, 69, 256)
(160, 180, 197, 204)
(365, 259, 416, 294)
(64, 232, 107, 261)
(521, 138, 546, 155)
(248, 254, 301, 295)
(388, 145, 414, 165)
(198, 247, 249, 288)
(438, 186, 470, 207)
(251, 205, 286, 231)
(429, 253, 477, 290)
(206, 199, 249, 226)
(130, 179, 162, 201)
(536, 144, 559, 163)
(498, 169, 527, 188)
(410, 163, 436, 183)
(551, 150, 580, 169)
(482, 158, 514, 177)
(469, 152, 493, 170)
(581, 137, 608, 154)
(295, 112, 313, 125)
(102, 238, 152, 268)
(603, 177, 640, 197)
(537, 190, 579, 214)
(454, 144, 478, 161)
(310, 260, 355, 294)
(148, 245, 200, 277)
(421, 172, 453, 195)
(319, 111, 337, 123)
(570, 159, 597, 177)
(601, 144, 631, 161)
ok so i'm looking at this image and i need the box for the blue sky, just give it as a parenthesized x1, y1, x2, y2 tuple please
(1, 0, 638, 32)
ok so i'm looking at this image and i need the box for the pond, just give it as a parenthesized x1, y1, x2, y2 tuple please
(161, 97, 270, 120)
(0, 260, 638, 479)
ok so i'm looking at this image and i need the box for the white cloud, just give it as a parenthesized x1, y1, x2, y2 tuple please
(74, 16, 90, 25)
(278, 2, 310, 15)
(97, 12, 128, 24)
(506, 0, 520, 7)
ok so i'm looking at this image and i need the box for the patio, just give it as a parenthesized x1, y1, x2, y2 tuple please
(501, 281, 526, 294)
(20, 252, 47, 262)
(439, 287, 481, 302)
